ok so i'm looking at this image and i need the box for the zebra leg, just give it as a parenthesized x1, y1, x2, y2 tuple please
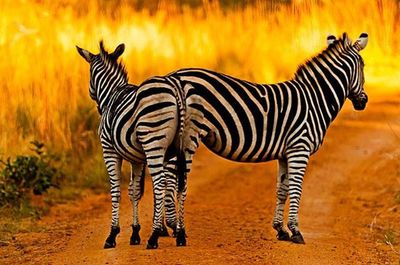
(129, 162, 145, 245)
(286, 151, 310, 244)
(156, 156, 178, 237)
(128, 161, 172, 244)
(103, 154, 123, 249)
(272, 158, 291, 241)
(145, 156, 167, 249)
(164, 156, 178, 236)
(176, 176, 187, 246)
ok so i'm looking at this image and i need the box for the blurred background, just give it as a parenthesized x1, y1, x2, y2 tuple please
(0, 0, 399, 190)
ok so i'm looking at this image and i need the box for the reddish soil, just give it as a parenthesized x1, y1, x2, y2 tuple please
(1, 92, 400, 265)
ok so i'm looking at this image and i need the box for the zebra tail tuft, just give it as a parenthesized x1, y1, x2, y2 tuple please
(177, 150, 186, 192)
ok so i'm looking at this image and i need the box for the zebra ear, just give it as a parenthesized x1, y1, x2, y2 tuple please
(99, 40, 107, 55)
(76, 46, 93, 63)
(353, 33, 368, 51)
(342, 32, 352, 47)
(110, 44, 125, 60)
(327, 34, 336, 46)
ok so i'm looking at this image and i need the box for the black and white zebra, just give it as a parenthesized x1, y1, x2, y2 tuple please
(76, 42, 185, 249)
(163, 32, 369, 244)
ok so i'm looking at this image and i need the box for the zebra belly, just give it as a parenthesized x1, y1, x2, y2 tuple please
(201, 131, 283, 163)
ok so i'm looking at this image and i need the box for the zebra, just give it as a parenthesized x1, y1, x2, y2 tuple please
(76, 41, 186, 249)
(161, 32, 369, 245)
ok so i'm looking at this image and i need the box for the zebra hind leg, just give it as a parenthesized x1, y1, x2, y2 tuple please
(176, 182, 187, 246)
(164, 156, 179, 237)
(145, 156, 168, 249)
(272, 159, 291, 241)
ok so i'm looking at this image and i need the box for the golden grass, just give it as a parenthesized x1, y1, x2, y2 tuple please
(0, 0, 399, 158)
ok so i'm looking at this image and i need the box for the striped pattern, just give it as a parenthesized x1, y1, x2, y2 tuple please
(77, 42, 184, 248)
(163, 32, 368, 243)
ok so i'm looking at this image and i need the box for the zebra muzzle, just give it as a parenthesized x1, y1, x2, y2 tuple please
(351, 92, 368, 111)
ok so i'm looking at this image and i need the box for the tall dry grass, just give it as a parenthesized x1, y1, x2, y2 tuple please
(0, 0, 399, 181)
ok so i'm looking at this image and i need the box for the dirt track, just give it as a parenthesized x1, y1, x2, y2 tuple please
(1, 92, 400, 265)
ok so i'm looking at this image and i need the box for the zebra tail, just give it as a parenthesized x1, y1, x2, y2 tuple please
(173, 77, 187, 193)
(139, 165, 145, 199)
(177, 150, 186, 192)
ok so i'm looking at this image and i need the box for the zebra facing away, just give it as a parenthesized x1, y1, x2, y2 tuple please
(164, 32, 369, 245)
(76, 42, 186, 249)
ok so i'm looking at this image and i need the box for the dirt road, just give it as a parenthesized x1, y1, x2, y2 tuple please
(1, 92, 399, 264)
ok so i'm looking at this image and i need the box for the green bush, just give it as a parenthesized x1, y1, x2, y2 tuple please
(0, 141, 64, 208)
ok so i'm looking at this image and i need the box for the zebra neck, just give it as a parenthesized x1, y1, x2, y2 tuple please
(97, 79, 128, 114)
(315, 87, 346, 132)
(297, 70, 348, 131)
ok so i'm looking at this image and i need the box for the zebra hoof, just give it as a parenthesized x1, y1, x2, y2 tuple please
(104, 226, 120, 249)
(176, 230, 187, 247)
(104, 240, 116, 249)
(146, 230, 160, 249)
(130, 225, 141, 245)
(146, 241, 159, 249)
(291, 232, 305, 244)
(276, 230, 291, 241)
(130, 237, 141, 245)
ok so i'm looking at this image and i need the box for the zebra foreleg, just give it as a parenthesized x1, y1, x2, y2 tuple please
(129, 162, 145, 245)
(272, 159, 291, 241)
(286, 151, 310, 244)
(103, 155, 122, 249)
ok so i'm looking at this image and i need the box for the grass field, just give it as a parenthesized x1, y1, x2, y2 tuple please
(0, 0, 399, 185)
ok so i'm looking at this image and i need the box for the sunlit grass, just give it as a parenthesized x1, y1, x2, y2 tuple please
(0, 0, 399, 172)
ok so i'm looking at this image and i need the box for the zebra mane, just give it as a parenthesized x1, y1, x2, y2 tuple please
(98, 41, 129, 83)
(294, 33, 352, 80)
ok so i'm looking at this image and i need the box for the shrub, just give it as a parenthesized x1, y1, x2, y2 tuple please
(0, 141, 64, 208)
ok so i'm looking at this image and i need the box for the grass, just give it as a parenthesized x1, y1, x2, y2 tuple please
(395, 191, 400, 204)
(43, 187, 82, 206)
(382, 226, 400, 263)
(383, 227, 398, 246)
(0, 203, 48, 244)
(0, 216, 48, 244)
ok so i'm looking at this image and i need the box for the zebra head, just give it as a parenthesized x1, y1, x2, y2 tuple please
(76, 42, 127, 114)
(348, 33, 368, 111)
(332, 33, 369, 111)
